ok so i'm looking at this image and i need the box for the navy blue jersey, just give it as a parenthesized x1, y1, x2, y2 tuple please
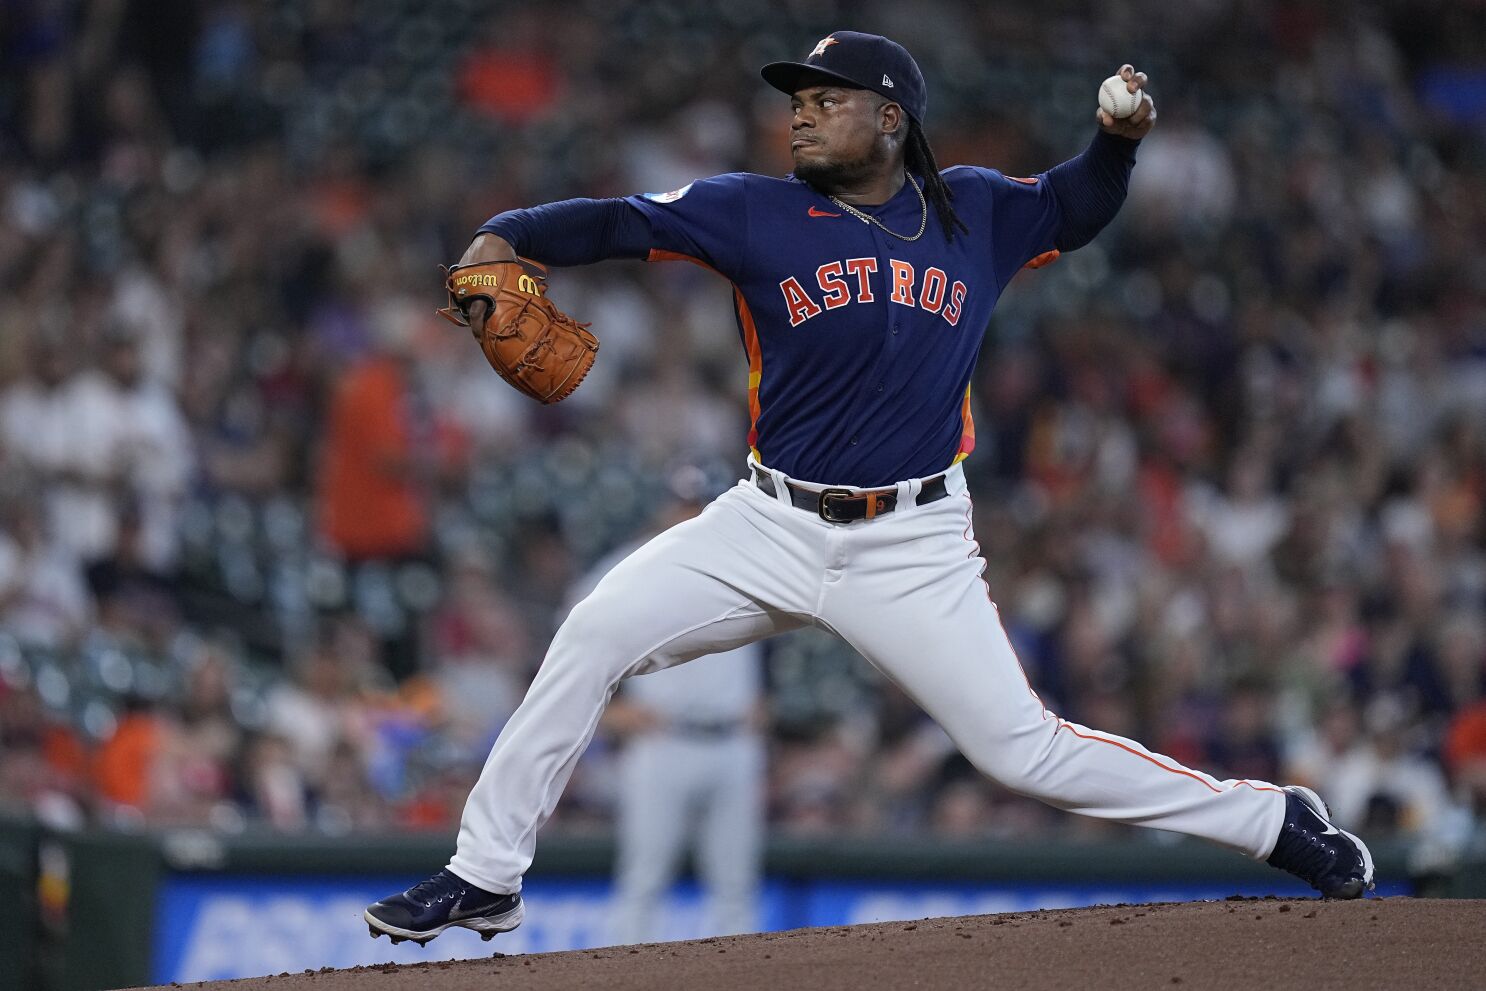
(482, 133, 1136, 487)
(622, 168, 1061, 486)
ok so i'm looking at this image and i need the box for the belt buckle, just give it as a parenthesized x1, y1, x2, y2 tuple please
(818, 487, 857, 523)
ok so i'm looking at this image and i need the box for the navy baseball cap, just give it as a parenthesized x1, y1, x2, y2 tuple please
(762, 31, 928, 123)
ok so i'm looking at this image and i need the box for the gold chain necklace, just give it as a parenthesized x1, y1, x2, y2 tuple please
(828, 172, 927, 242)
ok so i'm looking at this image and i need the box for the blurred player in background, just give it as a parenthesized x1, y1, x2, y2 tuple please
(567, 467, 766, 944)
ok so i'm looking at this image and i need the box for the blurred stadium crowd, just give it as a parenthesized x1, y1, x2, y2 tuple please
(4, 0, 1486, 868)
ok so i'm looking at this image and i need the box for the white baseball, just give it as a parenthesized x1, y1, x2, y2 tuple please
(1098, 75, 1142, 119)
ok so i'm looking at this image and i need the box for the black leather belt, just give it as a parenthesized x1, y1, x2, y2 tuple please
(753, 465, 950, 523)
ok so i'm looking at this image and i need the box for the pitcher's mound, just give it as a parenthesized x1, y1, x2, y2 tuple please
(142, 897, 1485, 991)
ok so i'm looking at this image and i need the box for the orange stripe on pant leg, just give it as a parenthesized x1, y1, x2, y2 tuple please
(965, 482, 1276, 804)
(1054, 719, 1223, 794)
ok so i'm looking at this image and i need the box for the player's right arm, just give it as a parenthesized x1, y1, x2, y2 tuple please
(456, 174, 749, 329)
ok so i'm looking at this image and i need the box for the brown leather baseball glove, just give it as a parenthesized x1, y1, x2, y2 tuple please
(436, 259, 598, 404)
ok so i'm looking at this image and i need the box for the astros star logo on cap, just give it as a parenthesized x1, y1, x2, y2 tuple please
(809, 35, 838, 58)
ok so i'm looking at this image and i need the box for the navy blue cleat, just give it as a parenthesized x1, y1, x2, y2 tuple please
(365, 869, 524, 946)
(1266, 785, 1375, 899)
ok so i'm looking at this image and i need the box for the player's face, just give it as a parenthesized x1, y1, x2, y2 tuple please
(788, 84, 891, 187)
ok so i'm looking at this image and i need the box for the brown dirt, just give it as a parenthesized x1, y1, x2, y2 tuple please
(134, 897, 1485, 991)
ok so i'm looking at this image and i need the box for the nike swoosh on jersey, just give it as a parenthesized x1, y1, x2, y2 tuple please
(807, 206, 842, 218)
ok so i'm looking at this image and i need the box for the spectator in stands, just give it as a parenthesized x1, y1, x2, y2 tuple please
(1327, 694, 1459, 838)
(423, 549, 532, 755)
(506, 516, 579, 647)
(454, 14, 565, 126)
(772, 724, 863, 835)
(929, 773, 998, 840)
(1284, 697, 1365, 797)
(91, 695, 167, 824)
(1446, 701, 1486, 817)
(0, 499, 92, 648)
(1189, 449, 1290, 571)
(97, 329, 194, 570)
(1206, 682, 1284, 783)
(0, 680, 88, 826)
(0, 338, 70, 480)
(238, 731, 309, 830)
(264, 631, 380, 795)
(1435, 611, 1486, 717)
(314, 301, 433, 562)
(0, 335, 121, 563)
(85, 503, 180, 652)
(1440, 613, 1486, 818)
(315, 739, 390, 834)
(160, 641, 243, 825)
(314, 301, 439, 680)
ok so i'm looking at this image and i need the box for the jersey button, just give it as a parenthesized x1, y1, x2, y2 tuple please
(876, 383, 884, 393)
(850, 437, 858, 445)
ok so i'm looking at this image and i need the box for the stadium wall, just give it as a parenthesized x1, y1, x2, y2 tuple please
(1, 816, 1474, 990)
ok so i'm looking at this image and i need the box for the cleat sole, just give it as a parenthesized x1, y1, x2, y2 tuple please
(363, 899, 524, 946)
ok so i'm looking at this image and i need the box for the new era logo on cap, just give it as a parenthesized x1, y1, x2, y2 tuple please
(882, 74, 893, 88)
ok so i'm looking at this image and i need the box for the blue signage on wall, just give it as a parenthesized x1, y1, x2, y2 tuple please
(152, 872, 1410, 982)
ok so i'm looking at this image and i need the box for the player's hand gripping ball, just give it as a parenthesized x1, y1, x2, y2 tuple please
(1097, 64, 1156, 140)
(437, 259, 599, 404)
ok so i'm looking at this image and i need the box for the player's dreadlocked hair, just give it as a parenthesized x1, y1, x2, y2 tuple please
(904, 119, 969, 242)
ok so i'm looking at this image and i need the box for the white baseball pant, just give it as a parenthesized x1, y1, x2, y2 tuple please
(448, 460, 1287, 895)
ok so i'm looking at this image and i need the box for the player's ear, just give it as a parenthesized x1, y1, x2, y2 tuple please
(878, 100, 903, 138)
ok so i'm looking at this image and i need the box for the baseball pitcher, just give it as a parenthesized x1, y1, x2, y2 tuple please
(366, 31, 1373, 947)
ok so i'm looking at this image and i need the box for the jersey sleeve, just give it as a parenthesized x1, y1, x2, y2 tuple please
(479, 198, 652, 267)
(978, 168, 1064, 291)
(975, 131, 1140, 289)
(622, 173, 749, 279)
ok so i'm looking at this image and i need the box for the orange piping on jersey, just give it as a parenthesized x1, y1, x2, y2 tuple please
(1023, 249, 1061, 270)
(647, 248, 717, 270)
(952, 383, 975, 464)
(736, 289, 764, 451)
(645, 248, 763, 452)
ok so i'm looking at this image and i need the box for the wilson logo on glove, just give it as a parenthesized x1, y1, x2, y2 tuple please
(452, 270, 544, 295)
(437, 259, 598, 404)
